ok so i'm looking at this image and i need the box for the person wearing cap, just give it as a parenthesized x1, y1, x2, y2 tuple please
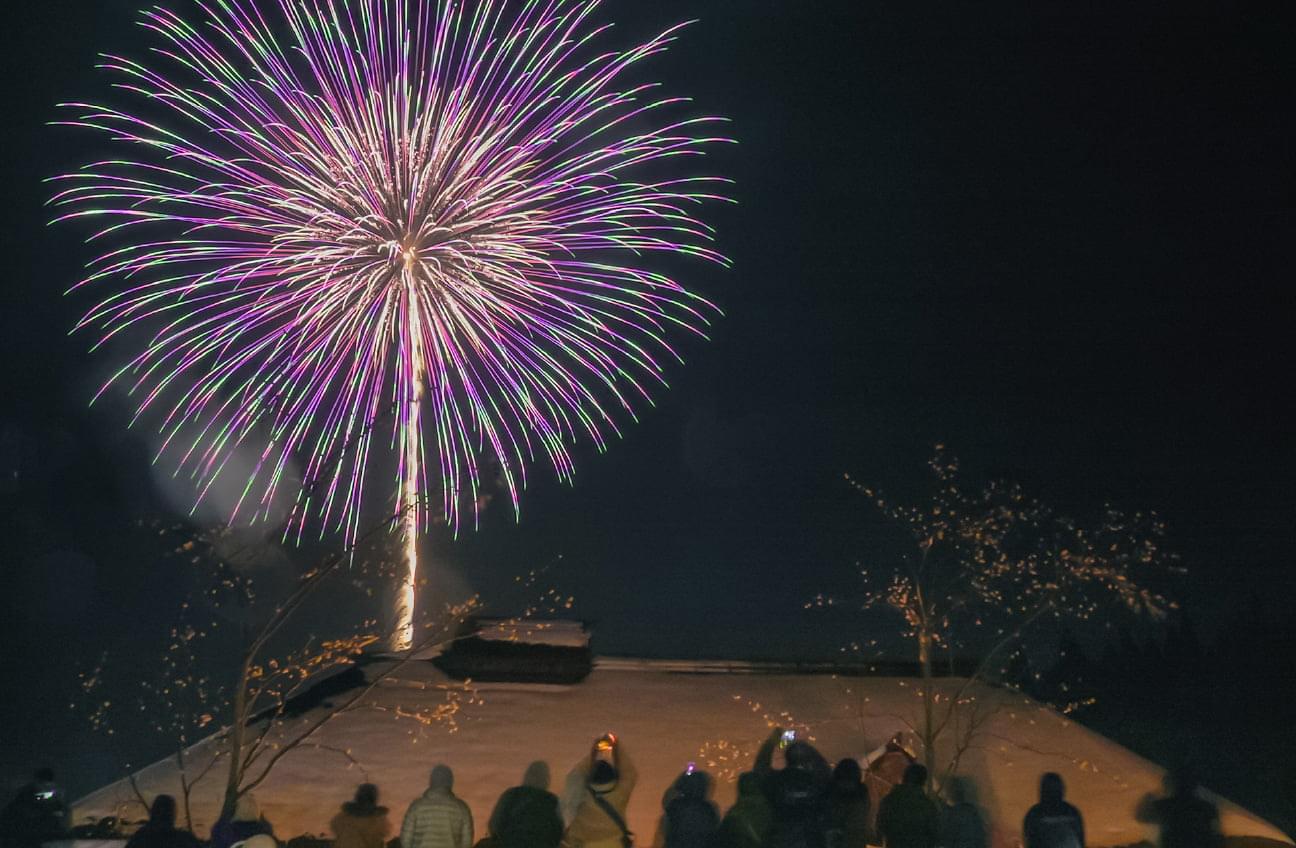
(331, 784, 392, 848)
(560, 735, 637, 848)
(402, 765, 473, 848)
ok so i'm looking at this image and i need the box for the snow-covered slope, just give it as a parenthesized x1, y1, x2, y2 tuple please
(72, 659, 1291, 847)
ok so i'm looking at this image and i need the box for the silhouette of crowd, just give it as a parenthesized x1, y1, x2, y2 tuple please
(1, 736, 1227, 848)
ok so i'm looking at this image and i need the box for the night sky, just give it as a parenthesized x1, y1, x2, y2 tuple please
(3, 0, 1295, 801)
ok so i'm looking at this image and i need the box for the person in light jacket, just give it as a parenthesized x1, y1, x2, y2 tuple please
(401, 766, 473, 848)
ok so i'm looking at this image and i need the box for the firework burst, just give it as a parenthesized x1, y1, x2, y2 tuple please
(52, 0, 731, 640)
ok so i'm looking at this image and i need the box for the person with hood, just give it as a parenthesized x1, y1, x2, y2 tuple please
(754, 728, 832, 848)
(658, 768, 719, 848)
(826, 759, 869, 848)
(941, 777, 987, 848)
(1023, 773, 1084, 848)
(331, 784, 391, 848)
(561, 734, 637, 848)
(716, 772, 774, 848)
(402, 765, 474, 848)
(489, 762, 563, 848)
(210, 794, 274, 848)
(123, 796, 201, 848)
(875, 764, 939, 848)
(1135, 768, 1222, 848)
(0, 768, 69, 848)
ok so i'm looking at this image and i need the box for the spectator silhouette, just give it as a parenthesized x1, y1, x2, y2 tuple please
(715, 772, 773, 848)
(1136, 768, 1222, 848)
(863, 739, 915, 839)
(402, 765, 474, 848)
(0, 768, 69, 848)
(489, 762, 562, 848)
(754, 729, 832, 848)
(826, 759, 870, 848)
(658, 769, 719, 848)
(123, 796, 201, 848)
(876, 764, 939, 848)
(330, 784, 391, 848)
(561, 735, 637, 848)
(1023, 773, 1084, 848)
(210, 794, 274, 848)
(941, 777, 987, 848)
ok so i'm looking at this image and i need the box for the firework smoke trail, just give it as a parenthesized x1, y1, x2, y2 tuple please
(51, 0, 731, 646)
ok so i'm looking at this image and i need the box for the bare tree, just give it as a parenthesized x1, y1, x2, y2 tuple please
(79, 513, 482, 830)
(824, 446, 1178, 792)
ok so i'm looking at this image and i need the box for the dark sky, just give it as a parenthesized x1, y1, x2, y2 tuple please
(3, 0, 1295, 799)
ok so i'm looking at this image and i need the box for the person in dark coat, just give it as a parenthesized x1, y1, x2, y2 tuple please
(1136, 768, 1222, 848)
(210, 794, 274, 848)
(124, 796, 201, 848)
(941, 777, 987, 848)
(1023, 773, 1085, 848)
(716, 772, 773, 848)
(875, 764, 939, 848)
(659, 769, 719, 848)
(331, 784, 391, 848)
(0, 768, 69, 848)
(489, 762, 563, 848)
(826, 759, 869, 848)
(754, 729, 832, 848)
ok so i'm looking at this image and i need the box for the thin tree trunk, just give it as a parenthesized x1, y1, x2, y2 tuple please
(219, 655, 252, 820)
(918, 626, 936, 787)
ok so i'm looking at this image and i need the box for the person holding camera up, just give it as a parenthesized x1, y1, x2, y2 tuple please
(560, 734, 637, 848)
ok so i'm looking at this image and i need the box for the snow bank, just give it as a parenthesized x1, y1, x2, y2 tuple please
(72, 660, 1291, 847)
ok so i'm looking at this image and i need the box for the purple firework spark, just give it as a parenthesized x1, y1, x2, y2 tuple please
(51, 0, 731, 547)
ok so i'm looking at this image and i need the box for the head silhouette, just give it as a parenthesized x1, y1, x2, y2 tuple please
(676, 770, 710, 801)
(523, 761, 551, 791)
(903, 763, 928, 787)
(1167, 767, 1199, 796)
(833, 758, 863, 786)
(590, 761, 618, 789)
(946, 776, 979, 806)
(785, 740, 821, 770)
(149, 795, 177, 828)
(233, 793, 260, 822)
(1039, 773, 1066, 805)
(429, 764, 454, 792)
